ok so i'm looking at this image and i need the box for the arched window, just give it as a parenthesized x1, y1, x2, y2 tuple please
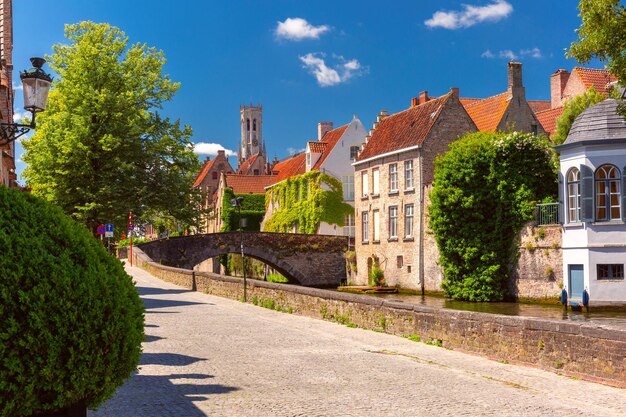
(595, 165, 621, 221)
(253, 119, 257, 131)
(246, 118, 250, 131)
(567, 168, 581, 223)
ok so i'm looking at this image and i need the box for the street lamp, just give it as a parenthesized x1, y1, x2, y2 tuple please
(0, 57, 52, 145)
(230, 196, 246, 302)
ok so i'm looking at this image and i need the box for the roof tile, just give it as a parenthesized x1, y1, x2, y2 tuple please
(462, 92, 510, 132)
(357, 93, 452, 161)
(224, 174, 276, 194)
(193, 158, 218, 188)
(535, 107, 564, 137)
(312, 124, 349, 170)
(573, 67, 617, 95)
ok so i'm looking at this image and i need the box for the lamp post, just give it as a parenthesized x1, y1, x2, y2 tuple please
(0, 58, 52, 145)
(230, 196, 246, 302)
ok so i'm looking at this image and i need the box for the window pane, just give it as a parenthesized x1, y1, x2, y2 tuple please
(362, 212, 368, 242)
(373, 211, 380, 241)
(405, 160, 414, 189)
(389, 206, 398, 238)
(362, 172, 368, 196)
(389, 164, 398, 191)
(373, 169, 380, 195)
(405, 204, 414, 237)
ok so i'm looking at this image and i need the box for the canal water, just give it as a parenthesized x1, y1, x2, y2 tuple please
(371, 293, 626, 331)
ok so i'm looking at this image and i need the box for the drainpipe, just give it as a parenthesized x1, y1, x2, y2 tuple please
(418, 145, 425, 296)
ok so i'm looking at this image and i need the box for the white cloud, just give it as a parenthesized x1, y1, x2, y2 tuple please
(275, 18, 330, 41)
(481, 50, 495, 58)
(13, 83, 22, 91)
(425, 0, 513, 29)
(13, 112, 23, 122)
(193, 142, 236, 157)
(499, 49, 517, 60)
(521, 47, 542, 59)
(287, 147, 305, 156)
(299, 53, 365, 87)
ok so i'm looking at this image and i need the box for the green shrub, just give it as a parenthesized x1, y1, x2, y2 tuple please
(266, 273, 289, 283)
(117, 237, 151, 247)
(0, 187, 144, 415)
(369, 267, 384, 286)
(429, 131, 557, 301)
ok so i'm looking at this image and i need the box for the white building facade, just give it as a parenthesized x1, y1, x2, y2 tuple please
(556, 99, 626, 306)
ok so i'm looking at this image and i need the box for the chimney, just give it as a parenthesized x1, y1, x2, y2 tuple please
(450, 87, 460, 97)
(217, 150, 225, 157)
(550, 69, 570, 109)
(419, 90, 429, 103)
(507, 62, 525, 98)
(411, 97, 419, 107)
(205, 156, 211, 162)
(318, 122, 333, 141)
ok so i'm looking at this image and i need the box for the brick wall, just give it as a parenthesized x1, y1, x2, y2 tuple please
(133, 247, 626, 387)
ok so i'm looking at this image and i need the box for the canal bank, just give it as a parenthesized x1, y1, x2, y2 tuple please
(131, 248, 626, 387)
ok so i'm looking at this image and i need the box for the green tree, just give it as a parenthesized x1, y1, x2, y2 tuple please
(22, 22, 201, 235)
(429, 132, 556, 301)
(553, 87, 606, 144)
(568, 1, 626, 100)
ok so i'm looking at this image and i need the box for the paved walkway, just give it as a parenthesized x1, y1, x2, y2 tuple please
(90, 265, 626, 416)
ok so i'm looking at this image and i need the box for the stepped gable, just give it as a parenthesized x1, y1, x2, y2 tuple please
(357, 93, 452, 161)
(562, 99, 626, 146)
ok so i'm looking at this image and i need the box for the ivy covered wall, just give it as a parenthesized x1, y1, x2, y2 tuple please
(221, 188, 266, 232)
(263, 171, 353, 234)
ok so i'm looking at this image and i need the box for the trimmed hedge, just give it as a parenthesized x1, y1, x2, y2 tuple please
(0, 187, 144, 415)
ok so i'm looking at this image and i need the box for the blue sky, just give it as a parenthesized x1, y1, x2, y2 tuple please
(13, 1, 597, 181)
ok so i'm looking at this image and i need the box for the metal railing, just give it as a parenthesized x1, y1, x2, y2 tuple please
(536, 203, 559, 226)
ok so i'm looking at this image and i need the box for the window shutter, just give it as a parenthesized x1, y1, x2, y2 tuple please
(622, 166, 626, 221)
(580, 164, 594, 222)
(558, 171, 564, 224)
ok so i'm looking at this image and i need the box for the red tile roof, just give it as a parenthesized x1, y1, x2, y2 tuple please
(459, 98, 482, 107)
(462, 92, 511, 132)
(268, 153, 306, 186)
(193, 158, 218, 188)
(573, 67, 617, 95)
(308, 141, 327, 153)
(224, 174, 276, 194)
(528, 100, 551, 113)
(535, 106, 564, 137)
(357, 93, 452, 161)
(312, 124, 349, 170)
(237, 153, 259, 175)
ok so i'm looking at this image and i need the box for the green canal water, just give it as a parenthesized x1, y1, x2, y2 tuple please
(369, 293, 626, 330)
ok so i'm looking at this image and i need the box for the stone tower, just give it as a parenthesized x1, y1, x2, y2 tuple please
(238, 104, 264, 166)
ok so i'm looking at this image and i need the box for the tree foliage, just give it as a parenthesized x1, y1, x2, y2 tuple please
(22, 22, 201, 235)
(429, 132, 557, 301)
(0, 187, 143, 415)
(568, 1, 626, 108)
(263, 171, 353, 234)
(553, 87, 607, 144)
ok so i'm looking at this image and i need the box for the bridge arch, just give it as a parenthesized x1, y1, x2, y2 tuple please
(138, 232, 348, 287)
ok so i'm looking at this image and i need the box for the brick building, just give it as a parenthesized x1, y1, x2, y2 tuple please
(192, 150, 235, 233)
(535, 67, 616, 137)
(0, 0, 14, 187)
(353, 89, 477, 290)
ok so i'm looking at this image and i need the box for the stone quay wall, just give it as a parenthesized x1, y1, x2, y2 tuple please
(132, 248, 626, 387)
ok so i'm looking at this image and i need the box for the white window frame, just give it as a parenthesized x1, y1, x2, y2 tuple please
(361, 171, 369, 197)
(389, 163, 398, 192)
(373, 210, 380, 242)
(389, 206, 398, 239)
(405, 204, 414, 238)
(361, 211, 369, 242)
(372, 168, 380, 195)
(405, 160, 414, 190)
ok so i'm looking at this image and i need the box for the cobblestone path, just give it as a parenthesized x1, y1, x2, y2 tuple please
(90, 265, 626, 417)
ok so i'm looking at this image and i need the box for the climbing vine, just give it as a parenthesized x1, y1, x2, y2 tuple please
(429, 131, 557, 301)
(221, 188, 266, 232)
(263, 171, 353, 233)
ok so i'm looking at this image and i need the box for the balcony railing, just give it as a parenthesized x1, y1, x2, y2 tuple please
(537, 203, 559, 226)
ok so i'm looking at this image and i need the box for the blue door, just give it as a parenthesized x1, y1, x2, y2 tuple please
(569, 265, 584, 299)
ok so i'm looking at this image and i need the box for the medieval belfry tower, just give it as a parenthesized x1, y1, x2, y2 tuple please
(237, 104, 267, 174)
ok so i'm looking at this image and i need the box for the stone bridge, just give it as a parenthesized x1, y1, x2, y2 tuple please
(137, 232, 349, 287)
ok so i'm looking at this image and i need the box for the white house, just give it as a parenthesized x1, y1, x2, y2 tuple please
(555, 98, 626, 306)
(263, 117, 367, 237)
